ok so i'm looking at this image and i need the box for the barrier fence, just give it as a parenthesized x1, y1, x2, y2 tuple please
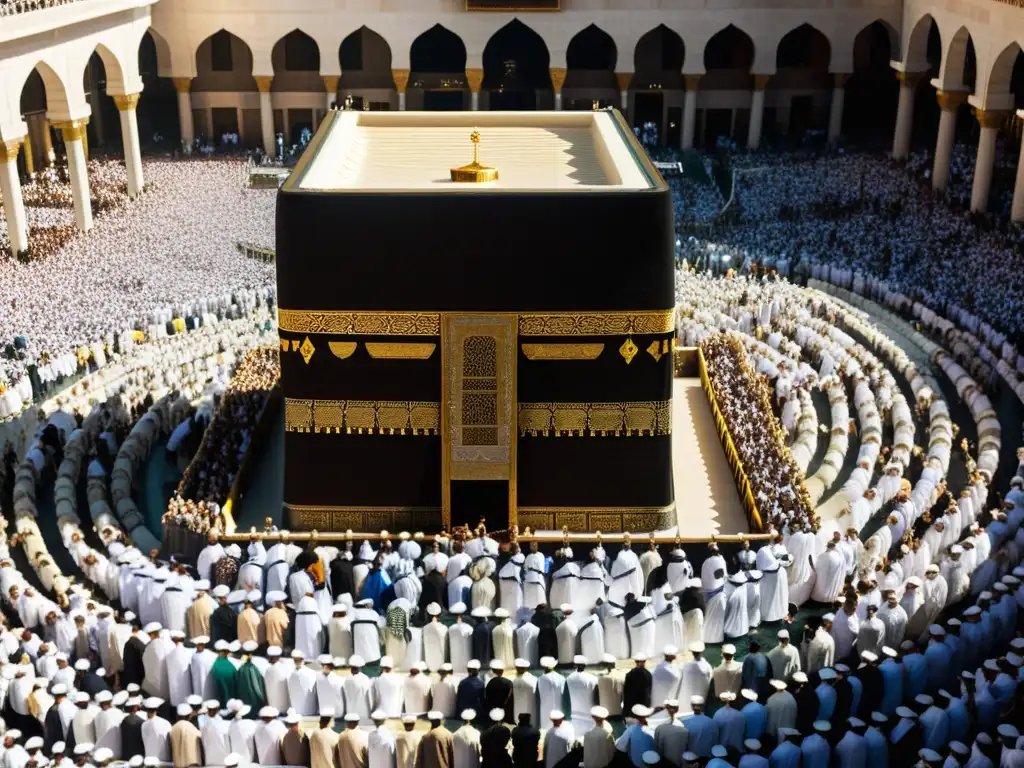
(697, 345, 765, 533)
(236, 241, 276, 262)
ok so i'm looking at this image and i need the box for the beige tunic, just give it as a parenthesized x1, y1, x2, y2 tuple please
(265, 607, 290, 650)
(186, 595, 215, 639)
(416, 727, 455, 768)
(281, 728, 310, 766)
(170, 719, 203, 768)
(237, 608, 263, 646)
(310, 727, 340, 768)
(396, 730, 423, 768)
(336, 728, 369, 768)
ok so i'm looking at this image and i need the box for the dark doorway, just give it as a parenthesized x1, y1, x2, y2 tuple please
(451, 481, 509, 532)
(633, 91, 664, 137)
(788, 95, 814, 136)
(483, 19, 551, 110)
(703, 108, 733, 148)
(666, 105, 682, 147)
(211, 107, 239, 140)
(424, 91, 465, 110)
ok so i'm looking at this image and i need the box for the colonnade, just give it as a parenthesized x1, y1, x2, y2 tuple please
(0, 90, 145, 256)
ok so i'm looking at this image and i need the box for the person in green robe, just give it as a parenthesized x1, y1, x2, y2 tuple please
(210, 641, 238, 706)
(236, 641, 267, 713)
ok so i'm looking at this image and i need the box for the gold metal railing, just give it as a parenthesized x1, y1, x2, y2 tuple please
(697, 346, 765, 532)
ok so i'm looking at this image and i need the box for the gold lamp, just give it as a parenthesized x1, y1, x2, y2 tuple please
(451, 129, 498, 183)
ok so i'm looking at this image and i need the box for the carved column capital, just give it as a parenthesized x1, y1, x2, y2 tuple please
(975, 108, 1008, 129)
(549, 67, 567, 94)
(322, 75, 340, 94)
(254, 76, 273, 94)
(615, 71, 633, 91)
(54, 119, 88, 143)
(753, 74, 772, 90)
(0, 139, 22, 164)
(465, 68, 484, 94)
(936, 90, 969, 113)
(392, 68, 410, 94)
(172, 78, 192, 94)
(896, 70, 926, 88)
(684, 74, 701, 91)
(113, 93, 141, 112)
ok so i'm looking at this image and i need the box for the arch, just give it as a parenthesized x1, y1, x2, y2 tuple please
(196, 29, 255, 76)
(339, 26, 395, 91)
(565, 24, 618, 94)
(851, 20, 898, 71)
(904, 14, 940, 71)
(703, 24, 754, 74)
(482, 19, 552, 109)
(410, 24, 467, 75)
(272, 30, 321, 73)
(632, 24, 684, 90)
(987, 42, 1023, 97)
(775, 24, 831, 72)
(844, 20, 900, 140)
(21, 61, 71, 118)
(938, 27, 976, 92)
(142, 27, 173, 77)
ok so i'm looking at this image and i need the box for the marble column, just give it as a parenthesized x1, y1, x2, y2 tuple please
(41, 118, 54, 166)
(615, 72, 632, 114)
(747, 75, 770, 150)
(466, 68, 483, 111)
(892, 71, 923, 161)
(55, 120, 92, 231)
(971, 109, 1007, 213)
(827, 73, 849, 144)
(323, 75, 339, 111)
(114, 93, 144, 198)
(0, 139, 28, 256)
(932, 90, 968, 192)
(255, 76, 275, 155)
(393, 69, 409, 111)
(1013, 113, 1024, 223)
(682, 75, 699, 150)
(550, 67, 567, 110)
(21, 130, 33, 177)
(173, 78, 194, 146)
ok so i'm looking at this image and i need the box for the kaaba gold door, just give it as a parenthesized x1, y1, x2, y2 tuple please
(440, 314, 517, 532)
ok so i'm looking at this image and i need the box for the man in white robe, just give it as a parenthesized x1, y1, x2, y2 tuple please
(315, 656, 344, 713)
(523, 545, 547, 610)
(351, 599, 384, 664)
(368, 710, 397, 768)
(262, 648, 292, 712)
(608, 544, 643, 607)
(228, 704, 258, 762)
(237, 538, 266, 595)
(70, 692, 100, 746)
(810, 540, 846, 604)
(160, 569, 194, 635)
(140, 697, 172, 761)
(537, 658, 566, 726)
(92, 691, 125, 757)
(806, 616, 836, 674)
(512, 660, 538, 726)
(577, 612, 604, 665)
(566, 656, 599, 737)
(374, 656, 404, 719)
(877, 592, 908, 648)
(578, 553, 607, 616)
(423, 603, 448, 672)
(679, 643, 712, 715)
(285, 653, 318, 715)
(723, 574, 750, 639)
(141, 624, 173, 700)
(918, 565, 948, 637)
(652, 588, 684, 654)
(292, 594, 324, 660)
(343, 655, 375, 723)
(189, 636, 217, 702)
(253, 706, 286, 764)
(449, 605, 474, 673)
(196, 534, 226, 586)
(262, 535, 291, 597)
(543, 710, 575, 768)
(556, 607, 579, 666)
(498, 555, 524, 616)
(666, 549, 693, 594)
(712, 645, 743, 699)
(201, 707, 233, 765)
(650, 647, 682, 725)
(165, 631, 194, 707)
(431, 664, 458, 718)
(403, 662, 432, 714)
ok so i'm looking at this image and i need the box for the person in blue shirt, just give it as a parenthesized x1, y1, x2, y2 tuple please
(924, 627, 953, 695)
(939, 687, 970, 744)
(879, 649, 903, 716)
(834, 717, 867, 768)
(742, 642, 772, 701)
(706, 744, 733, 768)
(944, 619, 963, 691)
(682, 696, 719, 758)
(864, 712, 889, 768)
(740, 689, 766, 740)
(973, 665, 1000, 732)
(839, 664, 862, 718)
(889, 706, 922, 768)
(769, 729, 801, 768)
(616, 704, 657, 768)
(901, 643, 927, 703)
(801, 721, 831, 768)
(991, 656, 1019, 707)
(739, 739, 769, 768)
(960, 608, 984, 674)
(915, 694, 949, 752)
(714, 692, 746, 752)
(455, 660, 486, 717)
(815, 668, 837, 721)
(944, 741, 971, 768)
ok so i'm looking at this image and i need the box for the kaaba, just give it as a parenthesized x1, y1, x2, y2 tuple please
(276, 109, 676, 535)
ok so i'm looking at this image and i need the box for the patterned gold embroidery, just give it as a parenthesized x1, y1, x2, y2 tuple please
(364, 342, 437, 360)
(647, 340, 663, 362)
(285, 505, 443, 532)
(284, 398, 441, 435)
(328, 342, 357, 360)
(518, 309, 674, 336)
(299, 337, 315, 364)
(518, 505, 677, 533)
(619, 337, 639, 364)
(280, 339, 289, 352)
(521, 343, 605, 361)
(518, 401, 672, 437)
(291, 340, 300, 352)
(278, 310, 441, 336)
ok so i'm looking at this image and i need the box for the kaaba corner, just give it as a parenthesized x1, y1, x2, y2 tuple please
(275, 108, 676, 535)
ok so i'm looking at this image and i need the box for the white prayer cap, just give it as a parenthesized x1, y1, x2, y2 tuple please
(51, 743, 65, 754)
(632, 653, 647, 662)
(215, 640, 230, 652)
(690, 696, 705, 707)
(441, 663, 454, 672)
(192, 636, 210, 645)
(5, 731, 21, 742)
(284, 712, 300, 724)
(127, 757, 143, 768)
(467, 659, 481, 670)
(744, 740, 762, 752)
(168, 630, 185, 640)
(643, 751, 662, 765)
(371, 710, 387, 722)
(142, 621, 162, 634)
(195, 580, 211, 591)
(984, 659, 1000, 672)
(223, 755, 240, 767)
(602, 654, 616, 665)
(73, 745, 93, 756)
(1007, 653, 1023, 667)
(95, 668, 107, 678)
(401, 714, 417, 724)
(919, 749, 942, 764)
(450, 602, 467, 615)
(777, 629, 789, 640)
(591, 706, 609, 719)
(791, 672, 808, 683)
(75, 659, 91, 671)
(514, 659, 530, 669)
(895, 707, 917, 719)
(540, 656, 556, 670)
(925, 564, 940, 574)
(769, 679, 787, 691)
(664, 699, 679, 709)
(688, 641, 706, 654)
(350, 655, 366, 668)
(95, 691, 113, 703)
(998, 725, 1020, 740)
(145, 757, 161, 766)
(907, 576, 923, 588)
(721, 644, 736, 655)
(719, 692, 736, 702)
(490, 659, 505, 671)
(979, 591, 993, 601)
(881, 647, 898, 658)
(995, 583, 1009, 593)
(915, 694, 933, 707)
(266, 646, 282, 658)
(950, 545, 964, 555)
(332, 604, 348, 614)
(494, 608, 509, 619)
(568, 655, 587, 667)
(663, 645, 679, 656)
(241, 641, 258, 653)
(711, 746, 728, 758)
(186, 695, 203, 708)
(976, 733, 994, 746)
(928, 625, 946, 637)
(74, 692, 90, 703)
(471, 607, 492, 618)
(245, 590, 261, 603)
(379, 656, 395, 668)
(176, 703, 192, 717)
(318, 654, 333, 665)
(212, 585, 230, 598)
(291, 650, 305, 660)
(682, 753, 699, 763)
(266, 591, 286, 604)
(24, 737, 43, 750)
(559, 603, 573, 613)
(835, 664, 850, 674)
(741, 689, 758, 702)
(632, 704, 653, 717)
(427, 603, 441, 616)
(549, 710, 565, 721)
(490, 709, 504, 722)
(813, 721, 832, 732)
(822, 613, 835, 622)
(144, 697, 163, 710)
(51, 684, 67, 695)
(819, 668, 837, 681)
(258, 706, 279, 719)
(228, 641, 241, 653)
(949, 742, 970, 757)
(461, 709, 477, 721)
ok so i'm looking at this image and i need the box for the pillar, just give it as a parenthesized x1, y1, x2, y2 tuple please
(1013, 112, 1024, 223)
(0, 140, 28, 256)
(466, 68, 483, 111)
(22, 126, 33, 176)
(42, 118, 53, 166)
(970, 109, 1006, 213)
(827, 73, 849, 144)
(173, 78, 194, 146)
(932, 90, 968, 192)
(85, 63, 105, 148)
(682, 75, 699, 150)
(114, 93, 144, 198)
(550, 67, 566, 110)
(54, 120, 92, 231)
(747, 75, 770, 150)
(323, 76, 339, 111)
(615, 72, 631, 114)
(254, 76, 274, 155)
(892, 71, 923, 161)
(392, 69, 410, 111)
(81, 124, 89, 162)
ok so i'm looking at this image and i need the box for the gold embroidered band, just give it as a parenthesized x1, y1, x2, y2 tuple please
(328, 342, 357, 359)
(285, 504, 443, 532)
(517, 505, 677, 533)
(518, 309, 675, 336)
(285, 398, 441, 435)
(518, 400, 672, 436)
(365, 342, 437, 360)
(521, 343, 604, 361)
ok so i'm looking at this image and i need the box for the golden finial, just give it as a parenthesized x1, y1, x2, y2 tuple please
(451, 128, 498, 183)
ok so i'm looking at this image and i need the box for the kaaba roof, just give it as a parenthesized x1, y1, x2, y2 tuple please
(284, 109, 658, 193)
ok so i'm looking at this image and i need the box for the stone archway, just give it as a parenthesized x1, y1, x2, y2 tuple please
(632, 25, 684, 143)
(774, 24, 832, 136)
(564, 24, 618, 110)
(339, 26, 395, 109)
(702, 25, 755, 147)
(409, 24, 468, 111)
(844, 21, 900, 140)
(194, 30, 257, 142)
(482, 19, 552, 110)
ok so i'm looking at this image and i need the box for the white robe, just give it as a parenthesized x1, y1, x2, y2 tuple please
(190, 648, 217, 701)
(498, 562, 524, 615)
(166, 643, 195, 706)
(513, 673, 538, 725)
(229, 718, 258, 763)
(375, 672, 404, 719)
(343, 672, 375, 723)
(702, 588, 727, 644)
(523, 553, 547, 609)
(723, 582, 750, 639)
(294, 595, 325, 660)
(316, 671, 345, 713)
(351, 606, 383, 663)
(202, 717, 233, 765)
(141, 715, 172, 762)
(286, 665, 318, 715)
(254, 720, 287, 764)
(567, 671, 599, 736)
(577, 615, 605, 665)
(264, 661, 293, 711)
(142, 634, 174, 698)
(649, 661, 682, 724)
(678, 658, 712, 715)
(810, 548, 846, 604)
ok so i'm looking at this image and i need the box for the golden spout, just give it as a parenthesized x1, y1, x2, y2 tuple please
(451, 129, 498, 183)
